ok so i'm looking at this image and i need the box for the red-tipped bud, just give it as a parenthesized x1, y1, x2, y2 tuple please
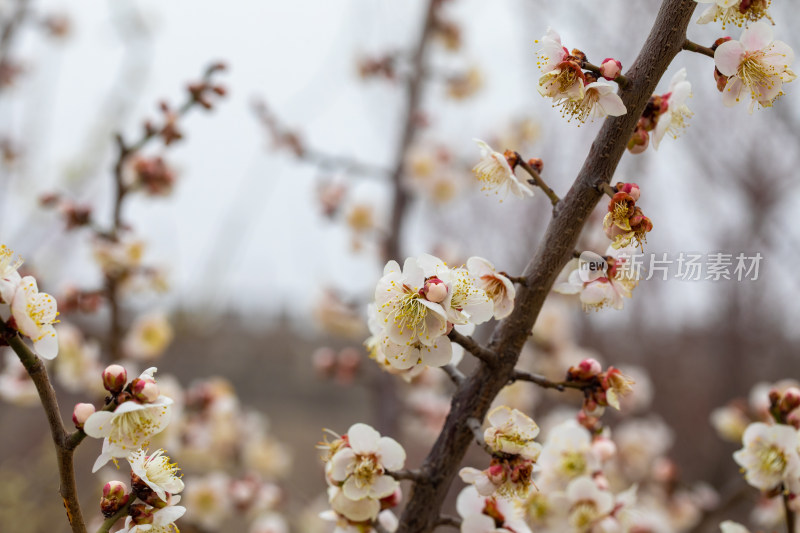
(131, 377, 160, 403)
(72, 403, 95, 429)
(781, 388, 800, 413)
(503, 150, 520, 171)
(102, 364, 127, 394)
(569, 358, 602, 381)
(528, 158, 544, 174)
(380, 487, 403, 510)
(627, 128, 649, 154)
(487, 463, 507, 485)
(711, 36, 732, 51)
(615, 182, 641, 202)
(714, 68, 728, 92)
(100, 480, 130, 518)
(600, 58, 622, 81)
(422, 277, 448, 303)
(129, 503, 155, 525)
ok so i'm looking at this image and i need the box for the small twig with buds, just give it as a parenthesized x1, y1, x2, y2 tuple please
(448, 330, 495, 366)
(388, 469, 425, 482)
(441, 364, 466, 386)
(3, 329, 87, 533)
(509, 370, 587, 391)
(581, 60, 630, 88)
(681, 39, 715, 59)
(515, 153, 560, 207)
(466, 417, 494, 456)
(435, 515, 462, 529)
(95, 499, 132, 533)
(597, 181, 616, 198)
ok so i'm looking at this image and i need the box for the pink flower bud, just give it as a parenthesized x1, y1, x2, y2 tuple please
(781, 387, 800, 413)
(617, 182, 641, 202)
(576, 358, 602, 379)
(131, 378, 160, 403)
(102, 364, 127, 393)
(100, 480, 130, 518)
(627, 128, 649, 154)
(380, 487, 403, 510)
(422, 278, 448, 303)
(592, 437, 617, 461)
(600, 58, 622, 80)
(72, 403, 95, 429)
(487, 463, 507, 485)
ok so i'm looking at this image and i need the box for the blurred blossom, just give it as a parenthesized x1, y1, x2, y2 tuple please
(53, 322, 104, 395)
(182, 472, 233, 530)
(0, 350, 39, 406)
(313, 289, 367, 340)
(93, 236, 145, 278)
(613, 417, 674, 482)
(123, 311, 174, 361)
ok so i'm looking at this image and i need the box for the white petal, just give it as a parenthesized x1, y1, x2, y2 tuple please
(82, 411, 114, 438)
(715, 41, 745, 77)
(741, 21, 773, 53)
(369, 475, 399, 499)
(377, 437, 406, 471)
(347, 423, 380, 455)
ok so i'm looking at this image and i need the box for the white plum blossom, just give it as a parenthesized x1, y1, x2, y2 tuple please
(555, 80, 627, 123)
(714, 21, 796, 112)
(0, 244, 22, 312)
(483, 405, 542, 460)
(695, 0, 772, 28)
(466, 257, 515, 320)
(537, 420, 600, 490)
(375, 258, 448, 348)
(733, 422, 800, 492)
(182, 472, 232, 530)
(552, 476, 615, 531)
(10, 276, 59, 359)
(554, 246, 639, 311)
(123, 311, 174, 360)
(536, 28, 584, 103)
(328, 423, 406, 503)
(327, 486, 380, 523)
(418, 255, 493, 327)
(118, 500, 185, 533)
(128, 448, 184, 502)
(84, 368, 174, 471)
(653, 68, 693, 149)
(471, 140, 534, 199)
(320, 501, 398, 533)
(456, 486, 532, 533)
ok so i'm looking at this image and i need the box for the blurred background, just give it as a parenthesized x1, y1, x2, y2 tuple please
(0, 0, 799, 531)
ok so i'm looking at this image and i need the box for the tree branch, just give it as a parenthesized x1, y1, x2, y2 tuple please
(388, 469, 425, 482)
(441, 364, 466, 386)
(516, 154, 560, 208)
(509, 370, 588, 391)
(447, 330, 495, 367)
(682, 39, 715, 59)
(435, 515, 461, 529)
(5, 331, 87, 533)
(397, 1, 700, 530)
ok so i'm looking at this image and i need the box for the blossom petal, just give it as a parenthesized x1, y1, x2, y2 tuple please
(741, 21, 773, 53)
(715, 41, 745, 76)
(347, 423, 380, 455)
(378, 437, 406, 471)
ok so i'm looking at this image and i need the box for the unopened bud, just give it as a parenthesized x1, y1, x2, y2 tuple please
(615, 182, 641, 202)
(571, 358, 602, 380)
(72, 403, 95, 429)
(100, 480, 130, 518)
(131, 378, 160, 403)
(129, 503, 155, 525)
(627, 128, 649, 154)
(781, 388, 800, 413)
(714, 68, 728, 92)
(528, 158, 544, 174)
(711, 36, 732, 52)
(102, 364, 127, 394)
(487, 463, 507, 485)
(380, 487, 402, 510)
(422, 278, 448, 303)
(503, 150, 520, 170)
(600, 58, 622, 81)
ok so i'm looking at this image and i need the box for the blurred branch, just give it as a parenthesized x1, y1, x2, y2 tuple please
(441, 364, 466, 386)
(397, 0, 699, 529)
(435, 515, 462, 529)
(2, 327, 86, 533)
(448, 329, 495, 367)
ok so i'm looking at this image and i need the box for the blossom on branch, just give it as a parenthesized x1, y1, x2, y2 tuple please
(652, 68, 693, 149)
(456, 485, 532, 533)
(9, 276, 59, 359)
(466, 257, 515, 320)
(695, 0, 772, 28)
(714, 21, 796, 112)
(128, 448, 185, 503)
(471, 140, 534, 199)
(732, 422, 800, 492)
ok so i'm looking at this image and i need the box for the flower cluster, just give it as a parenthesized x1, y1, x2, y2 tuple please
(0, 245, 59, 359)
(602, 182, 653, 250)
(629, 69, 693, 153)
(319, 423, 405, 531)
(370, 254, 506, 374)
(535, 28, 626, 124)
(714, 21, 795, 113)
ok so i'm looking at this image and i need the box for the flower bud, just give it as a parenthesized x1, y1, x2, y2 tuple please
(528, 158, 544, 174)
(615, 182, 641, 202)
(129, 503, 155, 525)
(570, 358, 602, 380)
(600, 58, 622, 80)
(72, 403, 95, 429)
(781, 387, 800, 413)
(380, 487, 403, 510)
(100, 480, 130, 518)
(627, 128, 649, 154)
(487, 463, 507, 485)
(102, 364, 127, 394)
(131, 377, 160, 403)
(714, 68, 728, 92)
(422, 278, 448, 303)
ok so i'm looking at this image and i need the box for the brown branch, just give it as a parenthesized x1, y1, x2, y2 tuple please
(397, 1, 699, 530)
(682, 39, 715, 59)
(388, 469, 425, 482)
(448, 329, 495, 367)
(5, 330, 87, 533)
(581, 60, 630, 88)
(499, 272, 527, 285)
(509, 370, 588, 392)
(435, 516, 461, 529)
(441, 364, 466, 386)
(516, 154, 560, 208)
(597, 181, 616, 197)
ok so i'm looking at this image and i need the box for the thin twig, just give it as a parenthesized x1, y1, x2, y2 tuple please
(4, 330, 87, 533)
(466, 417, 493, 455)
(441, 364, 466, 386)
(95, 500, 132, 533)
(388, 469, 425, 482)
(509, 370, 589, 392)
(597, 181, 616, 197)
(581, 60, 630, 88)
(516, 154, 560, 207)
(448, 330, 495, 367)
(499, 272, 527, 286)
(682, 39, 715, 59)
